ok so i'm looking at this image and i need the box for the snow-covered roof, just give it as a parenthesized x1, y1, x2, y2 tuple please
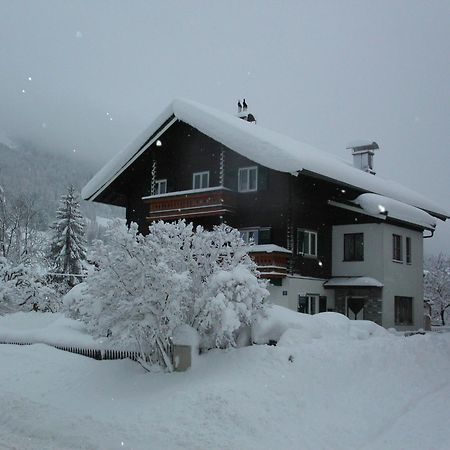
(352, 193, 437, 230)
(246, 244, 291, 254)
(82, 98, 448, 219)
(324, 277, 384, 288)
(346, 139, 378, 149)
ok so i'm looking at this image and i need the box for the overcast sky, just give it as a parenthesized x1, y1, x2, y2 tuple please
(0, 0, 449, 255)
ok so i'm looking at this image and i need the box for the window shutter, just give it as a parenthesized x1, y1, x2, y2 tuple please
(319, 296, 327, 313)
(226, 167, 238, 191)
(258, 166, 268, 191)
(297, 230, 305, 254)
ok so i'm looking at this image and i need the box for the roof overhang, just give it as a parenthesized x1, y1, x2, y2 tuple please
(82, 113, 177, 202)
(82, 98, 449, 221)
(324, 277, 384, 288)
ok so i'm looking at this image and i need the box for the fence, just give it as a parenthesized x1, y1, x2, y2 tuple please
(0, 340, 146, 362)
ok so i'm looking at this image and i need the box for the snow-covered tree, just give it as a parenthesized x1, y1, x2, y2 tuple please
(0, 189, 45, 264)
(424, 254, 450, 325)
(69, 220, 268, 370)
(49, 186, 86, 286)
(0, 257, 60, 314)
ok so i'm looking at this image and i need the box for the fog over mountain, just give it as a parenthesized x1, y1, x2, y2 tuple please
(0, 139, 122, 227)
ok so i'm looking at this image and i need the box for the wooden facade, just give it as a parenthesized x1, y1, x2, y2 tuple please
(94, 120, 389, 280)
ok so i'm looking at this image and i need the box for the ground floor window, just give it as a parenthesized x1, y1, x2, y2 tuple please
(240, 228, 259, 244)
(298, 294, 326, 314)
(395, 296, 413, 325)
(239, 227, 271, 245)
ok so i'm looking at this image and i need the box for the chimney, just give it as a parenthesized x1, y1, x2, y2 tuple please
(236, 99, 256, 124)
(346, 141, 379, 175)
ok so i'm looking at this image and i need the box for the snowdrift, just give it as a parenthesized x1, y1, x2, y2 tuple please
(253, 304, 388, 344)
(1, 309, 450, 449)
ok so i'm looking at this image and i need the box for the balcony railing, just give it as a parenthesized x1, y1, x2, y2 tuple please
(248, 246, 291, 279)
(143, 187, 236, 222)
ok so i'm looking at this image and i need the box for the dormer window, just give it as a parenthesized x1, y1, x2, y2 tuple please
(238, 166, 258, 192)
(193, 171, 209, 190)
(154, 179, 167, 195)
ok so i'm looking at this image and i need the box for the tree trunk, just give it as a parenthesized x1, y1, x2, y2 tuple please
(441, 310, 446, 326)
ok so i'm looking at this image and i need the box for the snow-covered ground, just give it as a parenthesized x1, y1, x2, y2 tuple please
(1, 310, 450, 450)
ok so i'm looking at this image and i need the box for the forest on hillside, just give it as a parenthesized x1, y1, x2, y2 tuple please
(0, 140, 122, 228)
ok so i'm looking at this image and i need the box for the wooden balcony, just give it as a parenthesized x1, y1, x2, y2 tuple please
(248, 245, 291, 279)
(143, 187, 236, 222)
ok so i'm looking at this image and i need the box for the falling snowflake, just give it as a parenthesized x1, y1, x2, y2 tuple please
(75, 30, 83, 38)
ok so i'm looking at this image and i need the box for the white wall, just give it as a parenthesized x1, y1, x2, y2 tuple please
(381, 224, 423, 329)
(332, 223, 384, 279)
(267, 276, 333, 312)
(332, 222, 424, 330)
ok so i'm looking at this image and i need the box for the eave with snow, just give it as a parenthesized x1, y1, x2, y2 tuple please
(82, 98, 448, 330)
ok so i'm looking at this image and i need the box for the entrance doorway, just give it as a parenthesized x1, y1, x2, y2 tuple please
(346, 296, 365, 320)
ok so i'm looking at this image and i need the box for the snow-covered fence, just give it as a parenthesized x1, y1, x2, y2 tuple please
(0, 340, 152, 362)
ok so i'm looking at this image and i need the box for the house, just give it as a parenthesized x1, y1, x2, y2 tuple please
(82, 98, 449, 330)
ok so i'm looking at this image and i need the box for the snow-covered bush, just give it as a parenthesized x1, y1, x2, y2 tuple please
(69, 220, 268, 369)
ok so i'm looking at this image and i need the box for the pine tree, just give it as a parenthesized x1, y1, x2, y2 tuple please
(49, 186, 86, 285)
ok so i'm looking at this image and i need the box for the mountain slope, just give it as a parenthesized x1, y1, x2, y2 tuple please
(0, 140, 122, 226)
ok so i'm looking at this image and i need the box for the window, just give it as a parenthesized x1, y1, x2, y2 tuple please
(238, 166, 258, 192)
(193, 171, 209, 190)
(154, 179, 167, 195)
(240, 229, 259, 244)
(298, 294, 326, 315)
(297, 229, 317, 257)
(393, 234, 403, 262)
(344, 233, 364, 261)
(406, 237, 412, 264)
(395, 296, 413, 325)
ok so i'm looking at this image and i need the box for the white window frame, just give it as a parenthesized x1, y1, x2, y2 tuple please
(240, 228, 259, 244)
(297, 229, 317, 257)
(154, 179, 167, 195)
(238, 166, 258, 192)
(298, 294, 320, 315)
(192, 171, 209, 190)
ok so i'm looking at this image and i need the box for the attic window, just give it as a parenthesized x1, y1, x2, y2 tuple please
(154, 179, 167, 195)
(193, 171, 209, 190)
